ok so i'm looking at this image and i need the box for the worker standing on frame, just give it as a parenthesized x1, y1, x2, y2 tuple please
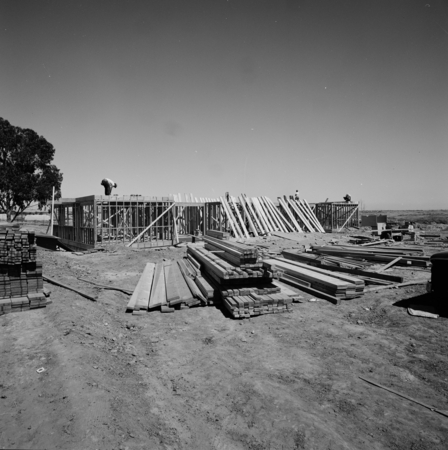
(101, 178, 117, 195)
(343, 193, 352, 203)
(294, 190, 300, 201)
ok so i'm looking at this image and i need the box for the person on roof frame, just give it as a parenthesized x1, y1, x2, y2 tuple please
(101, 178, 117, 195)
(294, 190, 300, 201)
(343, 193, 352, 203)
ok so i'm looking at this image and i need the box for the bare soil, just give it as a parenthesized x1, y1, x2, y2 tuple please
(1, 223, 448, 450)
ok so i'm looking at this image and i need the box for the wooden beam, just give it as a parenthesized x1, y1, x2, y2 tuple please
(238, 195, 258, 237)
(126, 263, 155, 311)
(219, 196, 241, 238)
(229, 196, 249, 238)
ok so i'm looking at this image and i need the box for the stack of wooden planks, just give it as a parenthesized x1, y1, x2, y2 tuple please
(218, 194, 324, 239)
(187, 243, 300, 319)
(205, 229, 230, 240)
(0, 229, 47, 315)
(126, 258, 215, 314)
(203, 235, 261, 268)
(187, 244, 268, 283)
(264, 257, 365, 304)
(281, 250, 404, 286)
(310, 245, 430, 267)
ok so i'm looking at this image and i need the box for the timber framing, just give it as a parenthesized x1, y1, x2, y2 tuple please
(313, 202, 359, 232)
(53, 195, 177, 249)
(51, 194, 359, 249)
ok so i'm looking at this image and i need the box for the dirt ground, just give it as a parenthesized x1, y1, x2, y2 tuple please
(1, 223, 448, 450)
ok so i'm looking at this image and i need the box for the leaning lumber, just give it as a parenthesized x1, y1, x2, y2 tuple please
(376, 257, 402, 272)
(238, 195, 259, 237)
(126, 263, 155, 311)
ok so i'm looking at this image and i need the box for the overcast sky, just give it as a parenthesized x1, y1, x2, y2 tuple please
(1, 0, 447, 209)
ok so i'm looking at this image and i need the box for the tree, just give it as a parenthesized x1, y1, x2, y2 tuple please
(0, 117, 63, 222)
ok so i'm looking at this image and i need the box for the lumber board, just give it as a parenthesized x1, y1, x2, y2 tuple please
(364, 280, 428, 293)
(376, 257, 402, 272)
(265, 196, 295, 232)
(265, 259, 356, 296)
(178, 260, 206, 304)
(276, 275, 341, 305)
(278, 197, 301, 232)
(230, 196, 250, 238)
(251, 197, 272, 232)
(167, 261, 194, 305)
(242, 194, 264, 234)
(164, 261, 181, 303)
(219, 197, 242, 238)
(287, 197, 316, 233)
(302, 199, 325, 233)
(148, 262, 167, 309)
(195, 274, 215, 299)
(272, 257, 364, 289)
(126, 262, 155, 311)
(296, 199, 323, 232)
(255, 197, 276, 231)
(260, 196, 284, 232)
(238, 195, 259, 237)
(281, 250, 403, 282)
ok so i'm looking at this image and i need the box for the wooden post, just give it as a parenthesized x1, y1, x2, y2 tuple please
(49, 186, 55, 235)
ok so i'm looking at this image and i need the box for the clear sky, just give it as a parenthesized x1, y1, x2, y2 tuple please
(1, 0, 447, 209)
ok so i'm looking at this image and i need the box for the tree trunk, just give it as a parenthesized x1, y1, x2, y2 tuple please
(6, 210, 12, 222)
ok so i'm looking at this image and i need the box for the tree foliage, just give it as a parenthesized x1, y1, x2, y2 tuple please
(0, 117, 63, 221)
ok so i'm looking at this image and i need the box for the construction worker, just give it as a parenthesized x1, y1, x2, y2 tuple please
(294, 190, 300, 201)
(343, 194, 352, 203)
(101, 178, 117, 195)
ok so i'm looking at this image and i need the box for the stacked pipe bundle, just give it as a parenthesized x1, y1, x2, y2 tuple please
(310, 245, 430, 267)
(0, 229, 46, 315)
(187, 243, 300, 319)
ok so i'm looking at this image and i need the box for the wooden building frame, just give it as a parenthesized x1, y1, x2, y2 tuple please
(313, 202, 359, 232)
(53, 195, 176, 250)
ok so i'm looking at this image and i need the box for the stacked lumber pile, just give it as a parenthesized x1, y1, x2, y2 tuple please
(264, 257, 365, 304)
(0, 229, 47, 315)
(126, 257, 215, 314)
(281, 250, 404, 286)
(205, 229, 230, 240)
(310, 245, 430, 267)
(219, 194, 324, 239)
(187, 243, 301, 318)
(203, 236, 261, 268)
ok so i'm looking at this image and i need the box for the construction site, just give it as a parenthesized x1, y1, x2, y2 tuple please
(1, 1, 447, 448)
(1, 192, 448, 450)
